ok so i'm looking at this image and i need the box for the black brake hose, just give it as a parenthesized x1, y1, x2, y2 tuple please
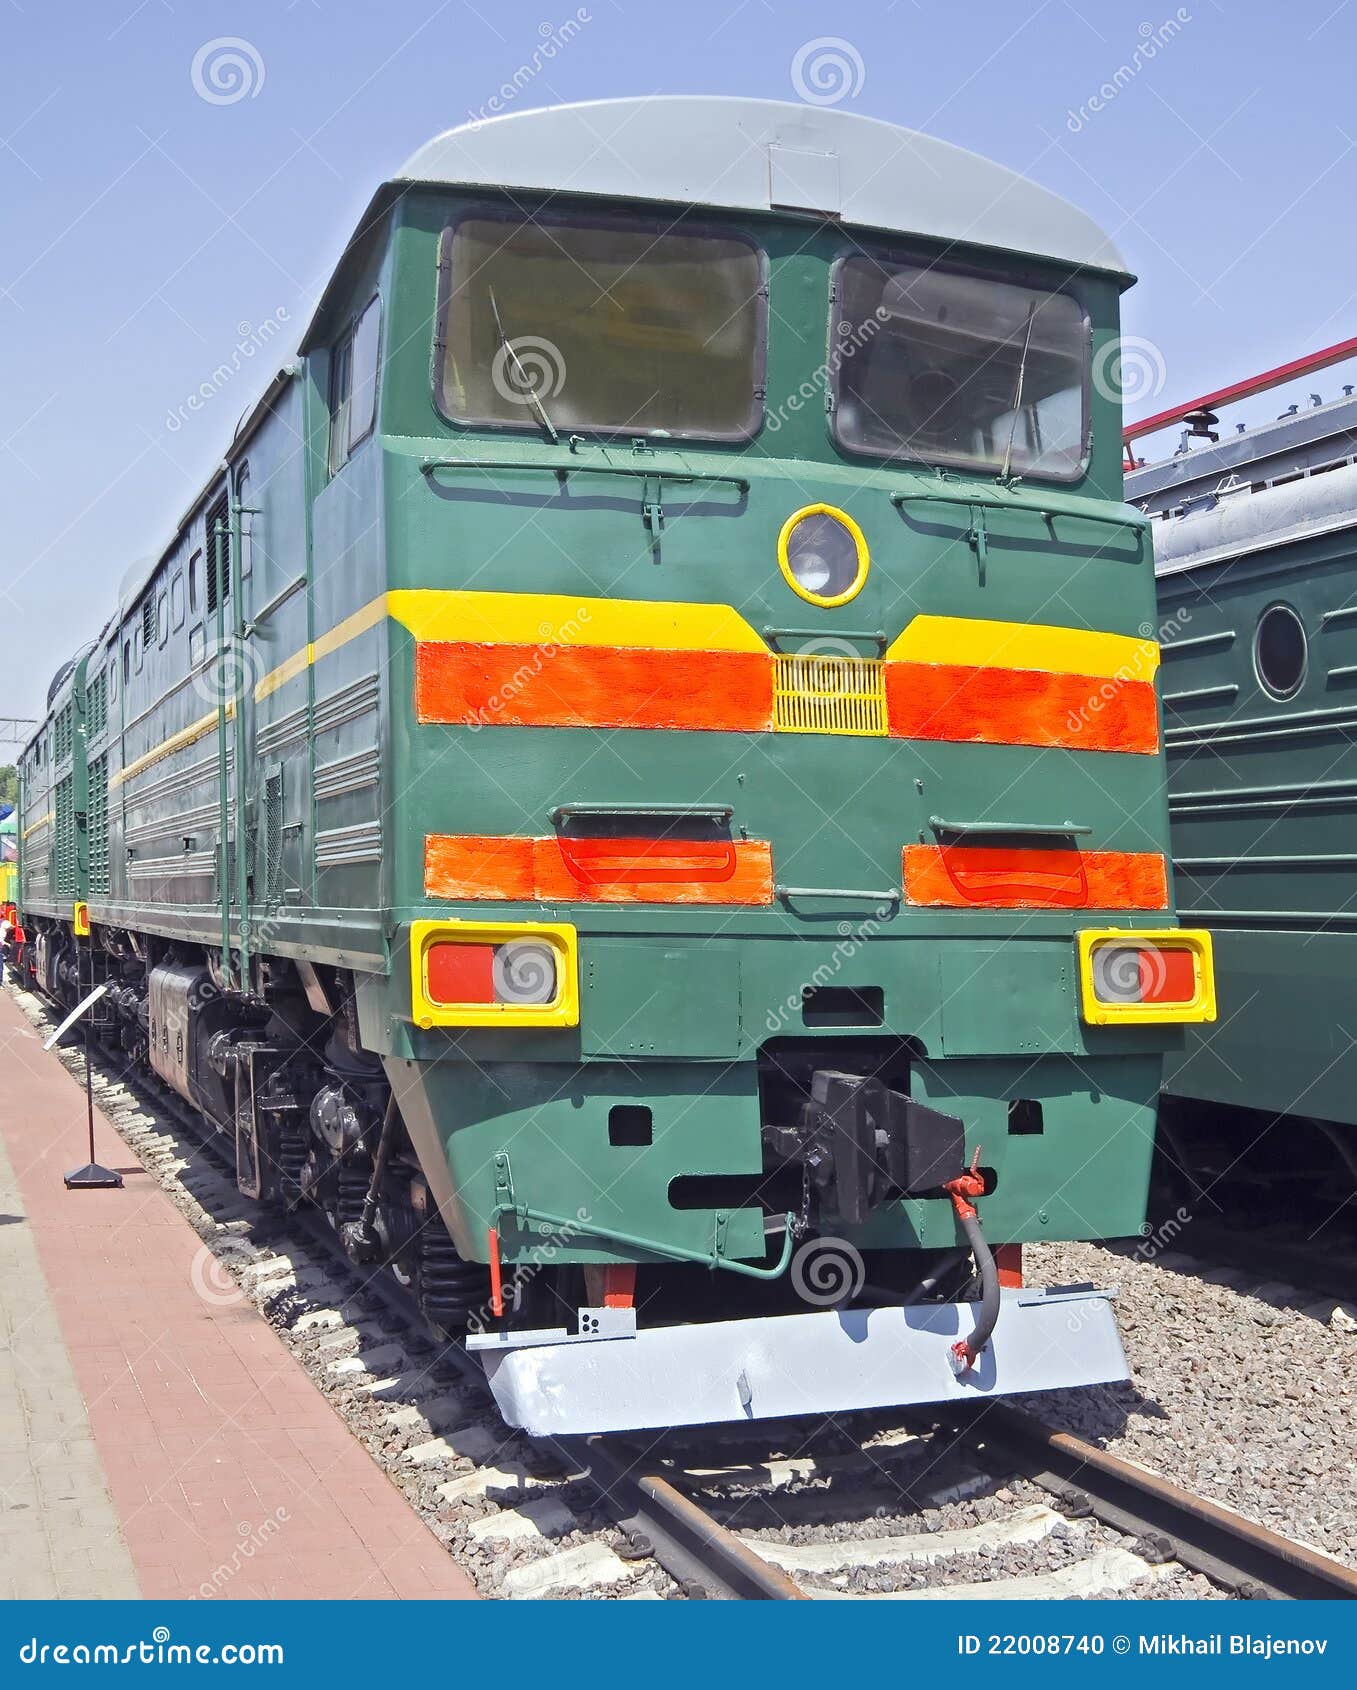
(952, 1207, 1001, 1372)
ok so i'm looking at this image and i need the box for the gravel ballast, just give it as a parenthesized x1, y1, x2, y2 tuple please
(1019, 1239, 1357, 1567)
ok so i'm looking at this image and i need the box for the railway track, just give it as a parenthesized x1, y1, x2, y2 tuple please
(13, 983, 1357, 1603)
(1136, 1220, 1357, 1313)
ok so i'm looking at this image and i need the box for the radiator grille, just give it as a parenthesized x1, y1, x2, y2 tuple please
(772, 654, 887, 736)
(87, 670, 107, 738)
(262, 769, 284, 904)
(54, 775, 77, 894)
(88, 754, 110, 894)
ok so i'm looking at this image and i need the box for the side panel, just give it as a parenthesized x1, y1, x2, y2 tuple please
(1159, 533, 1357, 1122)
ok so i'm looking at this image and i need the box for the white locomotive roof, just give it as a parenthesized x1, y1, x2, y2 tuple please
(393, 96, 1128, 275)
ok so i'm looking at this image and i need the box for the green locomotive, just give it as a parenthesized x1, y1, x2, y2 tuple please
(16, 98, 1213, 1432)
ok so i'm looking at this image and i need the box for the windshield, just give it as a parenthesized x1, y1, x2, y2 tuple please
(437, 216, 766, 440)
(832, 256, 1089, 481)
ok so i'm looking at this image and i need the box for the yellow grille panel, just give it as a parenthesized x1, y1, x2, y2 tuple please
(772, 654, 887, 736)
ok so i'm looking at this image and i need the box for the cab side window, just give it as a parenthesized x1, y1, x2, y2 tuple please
(327, 296, 381, 476)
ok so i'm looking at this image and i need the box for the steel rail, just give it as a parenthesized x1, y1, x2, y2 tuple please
(948, 1403, 1357, 1601)
(563, 1436, 808, 1601)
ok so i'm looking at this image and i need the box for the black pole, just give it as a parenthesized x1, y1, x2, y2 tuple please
(64, 930, 122, 1191)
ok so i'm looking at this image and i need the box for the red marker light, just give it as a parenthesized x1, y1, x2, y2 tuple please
(426, 941, 496, 1006)
(1138, 946, 1196, 1004)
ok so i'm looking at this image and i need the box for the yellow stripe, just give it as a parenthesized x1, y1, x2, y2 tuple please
(110, 703, 234, 789)
(251, 591, 768, 704)
(313, 595, 389, 660)
(885, 615, 1159, 680)
(22, 812, 53, 841)
(253, 645, 311, 702)
(385, 589, 767, 653)
(253, 595, 391, 701)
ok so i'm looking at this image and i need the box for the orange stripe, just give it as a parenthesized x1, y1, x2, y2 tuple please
(904, 845, 1169, 910)
(415, 643, 774, 732)
(425, 834, 775, 906)
(885, 664, 1159, 754)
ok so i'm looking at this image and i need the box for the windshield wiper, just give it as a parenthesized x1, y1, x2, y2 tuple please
(488, 285, 559, 444)
(999, 301, 1038, 486)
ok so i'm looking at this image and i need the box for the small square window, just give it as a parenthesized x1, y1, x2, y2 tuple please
(349, 297, 381, 452)
(327, 336, 353, 478)
(327, 296, 381, 477)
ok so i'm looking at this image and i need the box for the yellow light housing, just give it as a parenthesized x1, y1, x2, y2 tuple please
(777, 504, 869, 607)
(1077, 928, 1216, 1025)
(73, 902, 90, 937)
(409, 919, 579, 1030)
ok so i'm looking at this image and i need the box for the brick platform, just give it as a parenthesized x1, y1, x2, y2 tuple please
(0, 987, 477, 1600)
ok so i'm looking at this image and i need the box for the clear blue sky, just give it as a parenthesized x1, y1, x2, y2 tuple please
(3, 0, 1354, 729)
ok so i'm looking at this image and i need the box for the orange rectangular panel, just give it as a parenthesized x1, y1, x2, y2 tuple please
(424, 834, 535, 902)
(415, 642, 775, 733)
(903, 844, 1169, 910)
(424, 834, 774, 906)
(885, 663, 1159, 755)
(534, 836, 773, 904)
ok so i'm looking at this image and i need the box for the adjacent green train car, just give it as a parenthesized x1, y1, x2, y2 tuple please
(1133, 390, 1357, 1202)
(15, 98, 1214, 1433)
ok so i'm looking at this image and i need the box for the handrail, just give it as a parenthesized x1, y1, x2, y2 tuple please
(776, 884, 900, 904)
(891, 487, 1145, 583)
(551, 802, 733, 827)
(891, 485, 1145, 537)
(928, 816, 1093, 839)
(421, 456, 750, 493)
(763, 627, 888, 653)
(491, 1201, 797, 1281)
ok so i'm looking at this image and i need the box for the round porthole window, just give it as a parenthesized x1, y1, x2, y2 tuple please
(777, 505, 869, 607)
(1253, 603, 1307, 700)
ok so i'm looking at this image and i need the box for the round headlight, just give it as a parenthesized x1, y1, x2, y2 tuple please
(493, 939, 558, 1006)
(778, 505, 869, 606)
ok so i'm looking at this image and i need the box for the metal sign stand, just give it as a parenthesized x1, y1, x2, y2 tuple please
(45, 980, 121, 1191)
